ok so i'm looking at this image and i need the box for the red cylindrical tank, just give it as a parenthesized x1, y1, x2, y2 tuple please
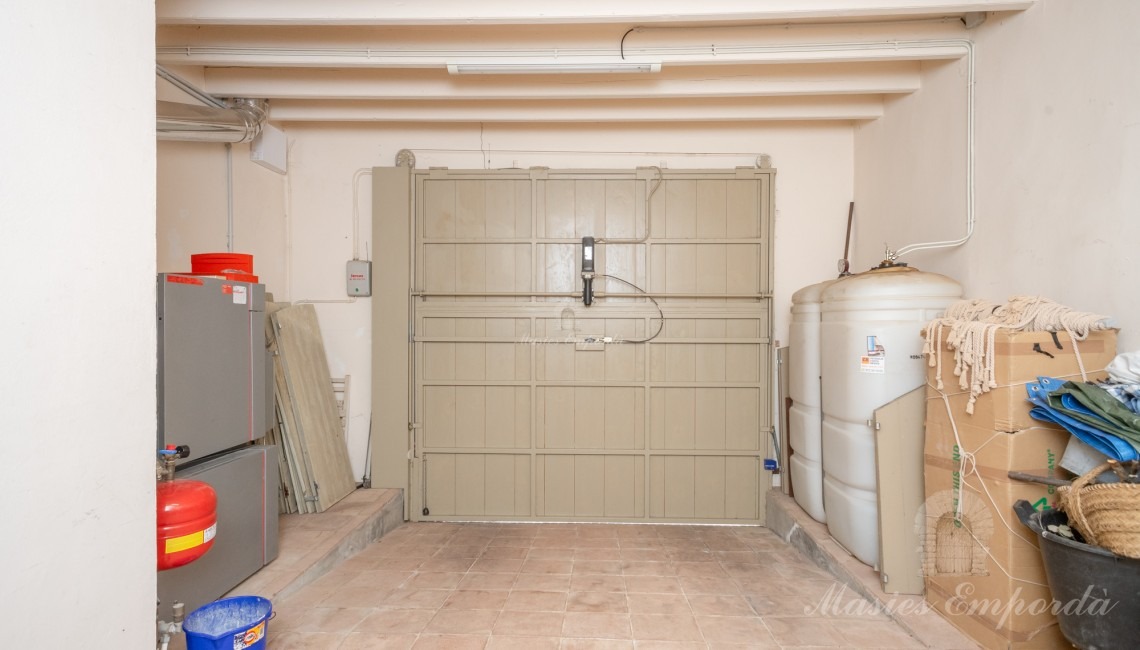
(157, 479, 217, 571)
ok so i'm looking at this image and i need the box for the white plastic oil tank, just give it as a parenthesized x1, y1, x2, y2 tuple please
(788, 279, 835, 523)
(820, 265, 961, 566)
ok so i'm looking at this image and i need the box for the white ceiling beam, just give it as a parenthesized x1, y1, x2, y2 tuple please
(157, 0, 1033, 26)
(157, 43, 966, 69)
(266, 96, 883, 123)
(203, 63, 922, 100)
(157, 17, 970, 50)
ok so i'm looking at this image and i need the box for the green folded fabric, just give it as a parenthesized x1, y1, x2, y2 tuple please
(1046, 381, 1140, 450)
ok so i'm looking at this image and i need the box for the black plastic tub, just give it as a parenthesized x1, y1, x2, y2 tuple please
(1015, 500, 1140, 650)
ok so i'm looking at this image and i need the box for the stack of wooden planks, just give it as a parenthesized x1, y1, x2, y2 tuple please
(264, 302, 356, 513)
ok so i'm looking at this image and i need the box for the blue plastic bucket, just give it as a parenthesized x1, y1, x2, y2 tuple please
(183, 596, 272, 650)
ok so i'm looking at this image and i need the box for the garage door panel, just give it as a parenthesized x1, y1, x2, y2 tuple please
(666, 389, 696, 450)
(455, 245, 486, 296)
(574, 455, 606, 517)
(665, 179, 697, 237)
(604, 338, 642, 381)
(726, 318, 762, 339)
(649, 454, 761, 522)
(424, 244, 456, 293)
(695, 344, 727, 382)
(664, 244, 697, 294)
(649, 245, 666, 295)
(726, 179, 760, 239)
(541, 455, 575, 516)
(726, 388, 762, 451)
(412, 169, 772, 524)
(575, 179, 607, 238)
(725, 457, 760, 520)
(725, 344, 760, 383)
(540, 387, 644, 451)
(600, 243, 642, 291)
(696, 245, 728, 295)
(541, 243, 576, 293)
(664, 343, 696, 382)
(538, 342, 575, 381)
(454, 319, 486, 336)
(603, 387, 644, 450)
(485, 343, 516, 380)
(695, 456, 727, 519)
(485, 318, 519, 338)
(487, 339, 531, 378)
(695, 388, 728, 450)
(604, 180, 637, 238)
(455, 343, 486, 380)
(423, 386, 456, 448)
(423, 342, 455, 380)
(424, 453, 532, 517)
(455, 386, 486, 447)
(726, 244, 763, 294)
(486, 244, 529, 293)
(695, 319, 727, 338)
(485, 455, 527, 516)
(455, 181, 486, 238)
(486, 386, 522, 448)
(574, 387, 606, 449)
(484, 180, 524, 238)
(605, 456, 644, 517)
(662, 456, 696, 518)
(544, 180, 577, 238)
(424, 318, 456, 337)
(425, 453, 457, 515)
(574, 347, 605, 382)
(454, 454, 486, 515)
(539, 387, 574, 449)
(423, 180, 456, 238)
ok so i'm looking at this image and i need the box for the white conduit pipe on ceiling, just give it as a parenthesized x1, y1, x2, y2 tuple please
(156, 64, 268, 144)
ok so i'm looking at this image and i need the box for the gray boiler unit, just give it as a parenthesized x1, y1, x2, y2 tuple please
(156, 273, 278, 615)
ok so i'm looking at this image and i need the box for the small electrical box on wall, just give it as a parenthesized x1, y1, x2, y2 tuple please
(346, 260, 372, 297)
(250, 123, 287, 175)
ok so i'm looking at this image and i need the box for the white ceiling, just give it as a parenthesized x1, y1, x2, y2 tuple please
(155, 0, 1032, 124)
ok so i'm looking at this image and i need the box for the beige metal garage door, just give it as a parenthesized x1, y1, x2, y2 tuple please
(410, 167, 773, 523)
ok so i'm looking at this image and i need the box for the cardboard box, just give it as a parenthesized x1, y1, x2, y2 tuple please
(926, 328, 1117, 432)
(923, 404, 1071, 649)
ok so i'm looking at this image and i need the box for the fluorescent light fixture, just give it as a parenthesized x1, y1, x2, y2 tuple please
(447, 62, 661, 75)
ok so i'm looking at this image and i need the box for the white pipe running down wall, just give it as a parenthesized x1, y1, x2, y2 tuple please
(890, 39, 975, 258)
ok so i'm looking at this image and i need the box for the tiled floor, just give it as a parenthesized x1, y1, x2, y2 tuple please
(268, 522, 924, 649)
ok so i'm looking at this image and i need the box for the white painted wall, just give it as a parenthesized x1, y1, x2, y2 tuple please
(0, 2, 155, 646)
(157, 141, 287, 291)
(855, 0, 1140, 351)
(158, 121, 853, 474)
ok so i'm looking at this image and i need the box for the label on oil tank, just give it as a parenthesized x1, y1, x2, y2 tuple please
(860, 335, 886, 373)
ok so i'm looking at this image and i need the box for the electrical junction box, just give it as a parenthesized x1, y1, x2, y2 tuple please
(250, 123, 287, 175)
(346, 260, 372, 297)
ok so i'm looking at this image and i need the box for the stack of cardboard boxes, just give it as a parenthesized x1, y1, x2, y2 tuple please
(923, 328, 1117, 649)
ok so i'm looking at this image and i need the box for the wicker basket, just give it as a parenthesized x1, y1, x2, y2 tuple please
(1057, 462, 1140, 559)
